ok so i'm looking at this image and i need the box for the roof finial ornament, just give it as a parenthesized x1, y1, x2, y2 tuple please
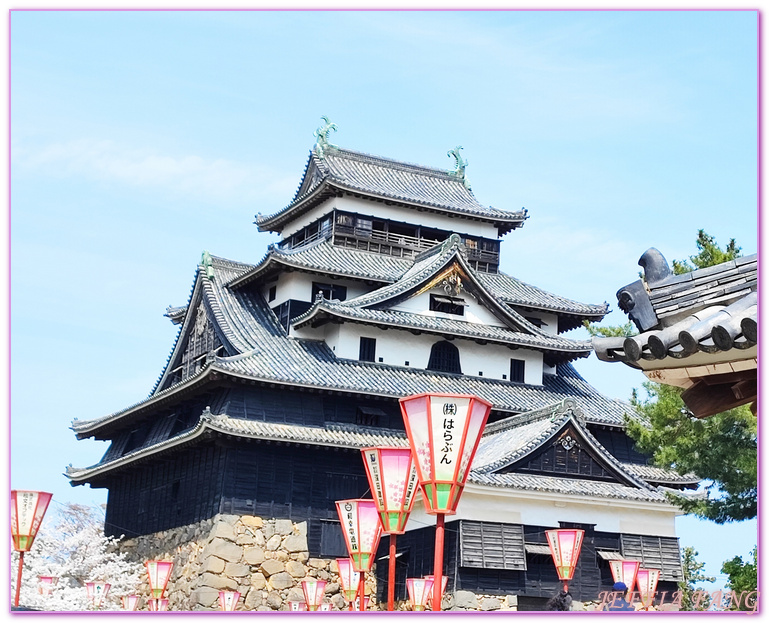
(200, 250, 215, 281)
(447, 146, 471, 189)
(314, 116, 338, 159)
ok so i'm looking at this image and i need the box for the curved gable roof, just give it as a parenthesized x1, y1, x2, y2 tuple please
(256, 146, 528, 233)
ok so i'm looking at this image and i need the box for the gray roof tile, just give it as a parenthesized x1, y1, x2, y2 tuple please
(257, 147, 528, 232)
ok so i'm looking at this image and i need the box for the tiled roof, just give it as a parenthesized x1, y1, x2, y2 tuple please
(68, 410, 678, 505)
(293, 302, 593, 356)
(468, 472, 669, 503)
(472, 399, 653, 491)
(257, 146, 528, 232)
(67, 412, 409, 482)
(72, 253, 637, 437)
(647, 254, 757, 324)
(477, 272, 609, 318)
(227, 239, 410, 290)
(619, 462, 698, 485)
(593, 251, 758, 365)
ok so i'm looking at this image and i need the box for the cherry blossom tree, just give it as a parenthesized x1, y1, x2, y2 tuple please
(11, 503, 144, 611)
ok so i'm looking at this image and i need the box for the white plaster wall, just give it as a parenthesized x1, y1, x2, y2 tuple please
(299, 322, 544, 385)
(281, 195, 500, 239)
(521, 311, 559, 336)
(265, 273, 373, 309)
(393, 287, 505, 328)
(406, 485, 680, 538)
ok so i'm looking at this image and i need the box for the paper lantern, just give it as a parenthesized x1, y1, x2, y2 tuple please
(148, 597, 169, 611)
(289, 600, 307, 611)
(399, 393, 491, 514)
(424, 574, 448, 608)
(336, 558, 360, 602)
(335, 499, 382, 573)
(11, 491, 52, 552)
(361, 447, 419, 534)
(546, 529, 584, 581)
(38, 576, 58, 596)
(406, 577, 434, 611)
(85, 581, 111, 608)
(301, 578, 327, 611)
(218, 590, 241, 611)
(609, 559, 640, 593)
(636, 568, 661, 610)
(121, 595, 141, 610)
(145, 560, 174, 599)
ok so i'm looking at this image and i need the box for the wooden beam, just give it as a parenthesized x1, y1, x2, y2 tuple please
(681, 380, 756, 419)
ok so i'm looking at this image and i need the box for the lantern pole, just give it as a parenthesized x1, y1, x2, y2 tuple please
(387, 534, 397, 610)
(14, 551, 25, 608)
(11, 490, 53, 608)
(432, 514, 445, 611)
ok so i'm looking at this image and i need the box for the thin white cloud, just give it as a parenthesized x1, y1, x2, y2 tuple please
(12, 138, 297, 205)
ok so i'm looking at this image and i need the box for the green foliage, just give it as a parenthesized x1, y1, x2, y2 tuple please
(671, 229, 741, 274)
(720, 547, 757, 611)
(626, 382, 757, 522)
(582, 319, 636, 338)
(677, 547, 714, 610)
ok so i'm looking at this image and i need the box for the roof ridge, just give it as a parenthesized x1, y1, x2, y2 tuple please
(326, 145, 458, 179)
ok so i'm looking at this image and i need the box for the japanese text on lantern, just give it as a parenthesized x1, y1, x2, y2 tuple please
(440, 403, 456, 465)
(344, 503, 357, 550)
(368, 453, 384, 504)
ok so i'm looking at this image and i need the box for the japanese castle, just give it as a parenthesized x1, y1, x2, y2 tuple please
(68, 120, 694, 609)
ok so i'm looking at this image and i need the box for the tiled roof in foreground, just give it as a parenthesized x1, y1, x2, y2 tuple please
(67, 411, 678, 505)
(257, 145, 528, 232)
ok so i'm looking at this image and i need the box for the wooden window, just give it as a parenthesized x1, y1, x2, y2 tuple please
(268, 286, 277, 302)
(356, 406, 385, 427)
(359, 337, 376, 362)
(430, 294, 465, 316)
(427, 341, 462, 374)
(312, 282, 347, 302)
(459, 521, 527, 570)
(320, 520, 349, 558)
(620, 534, 683, 582)
(510, 358, 525, 383)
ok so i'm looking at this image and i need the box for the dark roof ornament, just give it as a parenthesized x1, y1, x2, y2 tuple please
(638, 248, 671, 285)
(201, 250, 215, 281)
(313, 116, 338, 159)
(447, 145, 471, 189)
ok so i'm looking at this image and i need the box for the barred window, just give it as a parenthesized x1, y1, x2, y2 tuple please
(510, 358, 525, 383)
(359, 337, 376, 362)
(427, 341, 462, 374)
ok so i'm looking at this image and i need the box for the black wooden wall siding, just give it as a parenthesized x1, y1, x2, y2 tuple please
(104, 443, 226, 538)
(620, 534, 684, 582)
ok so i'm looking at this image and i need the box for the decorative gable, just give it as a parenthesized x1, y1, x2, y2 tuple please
(498, 425, 615, 481)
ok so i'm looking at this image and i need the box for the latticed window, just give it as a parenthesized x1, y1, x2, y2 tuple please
(427, 341, 462, 374)
(179, 305, 221, 381)
(359, 337, 376, 362)
(510, 358, 525, 383)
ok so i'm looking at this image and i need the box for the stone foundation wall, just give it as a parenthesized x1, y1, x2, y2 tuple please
(121, 514, 376, 611)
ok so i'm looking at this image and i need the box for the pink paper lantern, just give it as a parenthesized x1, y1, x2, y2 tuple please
(148, 597, 169, 611)
(85, 581, 111, 608)
(218, 590, 241, 611)
(335, 499, 383, 572)
(406, 577, 434, 611)
(121, 594, 141, 610)
(424, 574, 448, 608)
(38, 576, 58, 596)
(145, 560, 174, 599)
(609, 559, 640, 593)
(336, 558, 360, 602)
(545, 529, 585, 583)
(361, 447, 419, 534)
(301, 578, 327, 611)
(11, 490, 52, 552)
(636, 567, 661, 610)
(289, 600, 307, 611)
(400, 393, 491, 514)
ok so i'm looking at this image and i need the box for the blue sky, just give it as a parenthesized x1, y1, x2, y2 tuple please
(9, 9, 758, 589)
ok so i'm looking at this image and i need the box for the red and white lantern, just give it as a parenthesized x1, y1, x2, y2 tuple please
(85, 581, 111, 608)
(301, 578, 327, 611)
(148, 597, 169, 611)
(145, 560, 174, 599)
(335, 499, 382, 573)
(289, 600, 307, 611)
(11, 490, 53, 552)
(38, 576, 58, 596)
(361, 447, 419, 533)
(121, 595, 141, 610)
(545, 529, 585, 592)
(424, 574, 448, 609)
(218, 590, 241, 611)
(636, 567, 661, 610)
(399, 394, 491, 515)
(609, 559, 640, 594)
(406, 577, 434, 611)
(319, 603, 332, 611)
